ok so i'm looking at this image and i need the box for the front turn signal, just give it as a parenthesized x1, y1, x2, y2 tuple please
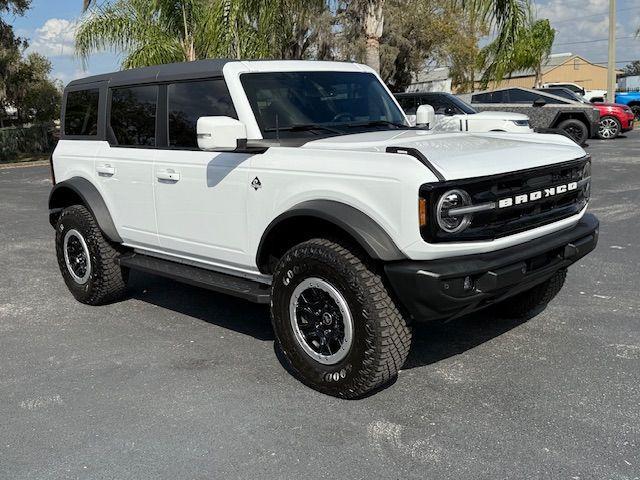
(418, 198, 427, 227)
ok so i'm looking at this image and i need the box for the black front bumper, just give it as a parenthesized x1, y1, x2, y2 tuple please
(384, 214, 599, 322)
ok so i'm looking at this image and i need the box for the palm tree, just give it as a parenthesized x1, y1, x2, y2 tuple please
(479, 17, 554, 88)
(76, 0, 283, 69)
(344, 0, 530, 74)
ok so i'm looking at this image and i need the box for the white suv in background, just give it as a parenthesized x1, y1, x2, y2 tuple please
(395, 91, 532, 133)
(541, 82, 607, 103)
(49, 60, 598, 398)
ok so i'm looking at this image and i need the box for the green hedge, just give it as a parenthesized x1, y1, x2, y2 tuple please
(0, 124, 57, 162)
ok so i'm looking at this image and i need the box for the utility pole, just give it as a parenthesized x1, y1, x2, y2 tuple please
(607, 0, 616, 102)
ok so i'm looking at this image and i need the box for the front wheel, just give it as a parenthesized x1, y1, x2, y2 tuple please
(597, 115, 621, 139)
(557, 119, 589, 145)
(271, 239, 412, 398)
(631, 105, 640, 121)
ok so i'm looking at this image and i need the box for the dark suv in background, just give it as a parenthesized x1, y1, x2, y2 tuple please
(538, 87, 635, 140)
(458, 87, 600, 145)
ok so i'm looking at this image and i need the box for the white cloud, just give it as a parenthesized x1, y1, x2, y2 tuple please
(28, 18, 78, 58)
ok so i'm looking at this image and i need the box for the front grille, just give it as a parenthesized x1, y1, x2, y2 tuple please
(420, 156, 591, 242)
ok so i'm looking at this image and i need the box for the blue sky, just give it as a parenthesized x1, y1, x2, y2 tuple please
(6, 0, 640, 86)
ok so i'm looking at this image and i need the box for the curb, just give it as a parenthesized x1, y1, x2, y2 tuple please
(0, 160, 50, 170)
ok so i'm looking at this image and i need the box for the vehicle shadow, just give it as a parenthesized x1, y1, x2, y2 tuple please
(128, 271, 530, 368)
(403, 312, 529, 369)
(128, 270, 273, 341)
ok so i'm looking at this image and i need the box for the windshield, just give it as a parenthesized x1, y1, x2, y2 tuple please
(241, 71, 408, 139)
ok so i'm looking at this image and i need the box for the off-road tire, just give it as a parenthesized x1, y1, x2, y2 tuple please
(55, 205, 128, 305)
(271, 238, 412, 399)
(557, 119, 589, 145)
(496, 268, 567, 318)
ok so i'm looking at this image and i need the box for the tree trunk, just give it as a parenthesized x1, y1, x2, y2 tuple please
(363, 0, 384, 73)
(534, 63, 542, 88)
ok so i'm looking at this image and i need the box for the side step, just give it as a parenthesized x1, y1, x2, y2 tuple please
(118, 253, 271, 304)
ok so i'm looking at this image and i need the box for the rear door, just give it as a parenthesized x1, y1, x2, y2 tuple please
(95, 85, 159, 248)
(153, 78, 253, 270)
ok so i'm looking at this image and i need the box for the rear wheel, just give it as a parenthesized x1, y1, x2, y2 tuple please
(597, 115, 621, 139)
(630, 105, 640, 121)
(271, 238, 412, 398)
(55, 205, 128, 305)
(557, 119, 589, 145)
(495, 269, 567, 318)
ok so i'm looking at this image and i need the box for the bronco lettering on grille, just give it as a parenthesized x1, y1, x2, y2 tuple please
(498, 182, 578, 209)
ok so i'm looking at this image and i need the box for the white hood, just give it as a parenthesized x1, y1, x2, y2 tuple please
(469, 110, 529, 121)
(302, 130, 585, 181)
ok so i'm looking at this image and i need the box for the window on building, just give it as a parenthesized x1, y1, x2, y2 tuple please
(64, 89, 100, 137)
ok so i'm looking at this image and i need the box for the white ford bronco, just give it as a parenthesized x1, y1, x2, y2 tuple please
(50, 60, 598, 398)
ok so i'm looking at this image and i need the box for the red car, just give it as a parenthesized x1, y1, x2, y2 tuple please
(592, 102, 635, 139)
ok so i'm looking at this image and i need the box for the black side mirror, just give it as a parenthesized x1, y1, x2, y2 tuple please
(533, 98, 547, 107)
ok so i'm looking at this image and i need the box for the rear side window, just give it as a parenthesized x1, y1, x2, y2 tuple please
(64, 89, 100, 137)
(506, 89, 542, 103)
(472, 91, 506, 103)
(109, 85, 158, 147)
(168, 79, 236, 148)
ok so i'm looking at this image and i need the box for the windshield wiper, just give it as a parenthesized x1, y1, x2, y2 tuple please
(264, 124, 343, 135)
(346, 120, 410, 129)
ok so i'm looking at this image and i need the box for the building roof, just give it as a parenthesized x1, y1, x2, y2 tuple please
(505, 53, 603, 79)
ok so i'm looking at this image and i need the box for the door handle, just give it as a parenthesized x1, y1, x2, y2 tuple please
(157, 169, 180, 182)
(96, 164, 115, 176)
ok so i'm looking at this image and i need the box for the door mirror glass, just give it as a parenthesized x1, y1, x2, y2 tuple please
(197, 116, 247, 151)
(416, 104, 436, 129)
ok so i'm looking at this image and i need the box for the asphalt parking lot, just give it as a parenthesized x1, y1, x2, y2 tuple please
(1, 131, 639, 480)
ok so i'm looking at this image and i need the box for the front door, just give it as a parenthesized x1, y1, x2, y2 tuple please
(153, 78, 253, 271)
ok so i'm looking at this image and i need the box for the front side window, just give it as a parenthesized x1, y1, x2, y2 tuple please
(418, 93, 477, 115)
(65, 89, 100, 136)
(168, 79, 237, 148)
(396, 96, 417, 115)
(241, 71, 408, 138)
(109, 85, 158, 146)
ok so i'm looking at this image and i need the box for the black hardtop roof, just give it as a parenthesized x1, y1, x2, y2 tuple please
(65, 59, 233, 90)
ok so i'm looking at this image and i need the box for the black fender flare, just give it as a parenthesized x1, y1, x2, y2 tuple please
(48, 177, 122, 243)
(257, 200, 406, 267)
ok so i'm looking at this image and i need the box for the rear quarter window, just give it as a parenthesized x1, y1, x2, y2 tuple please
(64, 89, 100, 137)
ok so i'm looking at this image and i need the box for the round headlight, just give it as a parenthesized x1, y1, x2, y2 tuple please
(436, 189, 473, 233)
